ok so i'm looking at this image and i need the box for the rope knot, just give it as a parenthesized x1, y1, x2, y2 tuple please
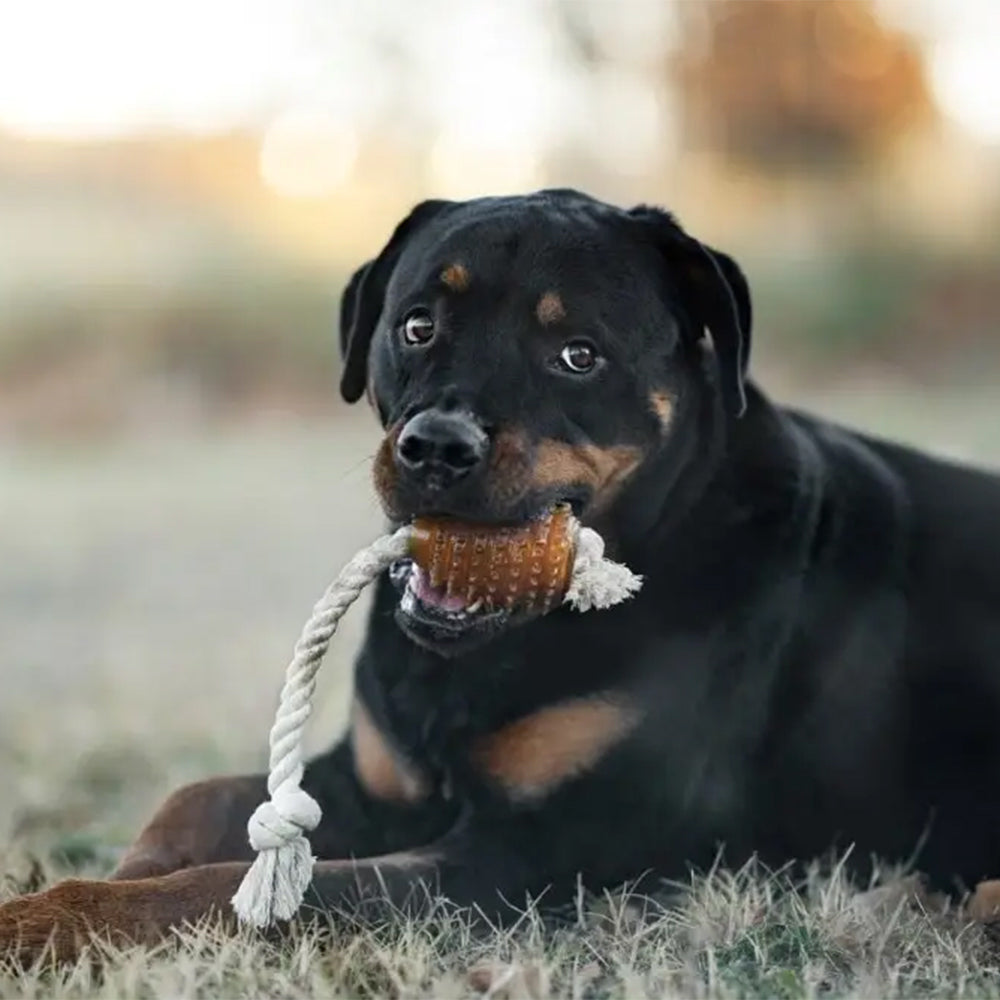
(246, 786, 321, 852)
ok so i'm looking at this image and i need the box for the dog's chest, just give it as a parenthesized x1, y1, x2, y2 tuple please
(360, 611, 648, 805)
(375, 655, 529, 793)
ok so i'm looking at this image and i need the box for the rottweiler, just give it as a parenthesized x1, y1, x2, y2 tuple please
(3, 188, 1000, 960)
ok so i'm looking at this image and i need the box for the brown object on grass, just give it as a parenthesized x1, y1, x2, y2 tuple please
(409, 505, 575, 613)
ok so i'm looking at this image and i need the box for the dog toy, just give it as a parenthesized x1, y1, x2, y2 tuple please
(230, 508, 642, 928)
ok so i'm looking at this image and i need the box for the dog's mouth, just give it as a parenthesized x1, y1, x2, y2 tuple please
(389, 501, 578, 655)
(391, 558, 513, 652)
(390, 559, 531, 656)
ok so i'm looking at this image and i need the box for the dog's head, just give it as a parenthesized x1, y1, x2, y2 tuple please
(339, 190, 752, 653)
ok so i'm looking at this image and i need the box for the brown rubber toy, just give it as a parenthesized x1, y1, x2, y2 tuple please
(409, 505, 575, 613)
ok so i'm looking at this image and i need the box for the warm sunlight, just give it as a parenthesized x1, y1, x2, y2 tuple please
(0, 0, 295, 136)
(0, 0, 580, 193)
(929, 33, 1000, 144)
(0, 0, 997, 180)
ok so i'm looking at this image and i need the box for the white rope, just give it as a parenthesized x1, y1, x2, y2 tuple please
(566, 526, 643, 612)
(231, 520, 642, 928)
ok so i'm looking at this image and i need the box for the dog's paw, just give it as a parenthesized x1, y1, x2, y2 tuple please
(1, 864, 250, 965)
(0, 879, 123, 964)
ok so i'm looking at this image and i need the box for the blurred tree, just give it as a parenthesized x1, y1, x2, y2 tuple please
(672, 0, 934, 169)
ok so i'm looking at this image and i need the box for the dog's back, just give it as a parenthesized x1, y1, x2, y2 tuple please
(749, 405, 1000, 889)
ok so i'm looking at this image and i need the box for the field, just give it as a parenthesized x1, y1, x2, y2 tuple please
(2, 386, 1000, 997)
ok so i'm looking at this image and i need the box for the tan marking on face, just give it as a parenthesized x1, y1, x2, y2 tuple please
(351, 697, 428, 803)
(440, 262, 470, 292)
(478, 427, 531, 510)
(649, 391, 674, 432)
(489, 427, 529, 475)
(531, 439, 643, 511)
(373, 421, 403, 514)
(472, 695, 639, 802)
(535, 291, 566, 326)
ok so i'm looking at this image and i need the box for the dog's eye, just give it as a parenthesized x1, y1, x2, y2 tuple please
(402, 309, 435, 346)
(556, 340, 598, 374)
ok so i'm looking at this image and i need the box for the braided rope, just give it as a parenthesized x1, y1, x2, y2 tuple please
(231, 521, 641, 928)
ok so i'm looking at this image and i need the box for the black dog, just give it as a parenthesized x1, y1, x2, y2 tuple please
(3, 188, 1000, 958)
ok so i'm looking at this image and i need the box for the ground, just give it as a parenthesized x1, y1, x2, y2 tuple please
(2, 385, 1000, 998)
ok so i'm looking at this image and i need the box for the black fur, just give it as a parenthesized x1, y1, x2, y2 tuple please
(339, 199, 453, 403)
(306, 188, 1000, 912)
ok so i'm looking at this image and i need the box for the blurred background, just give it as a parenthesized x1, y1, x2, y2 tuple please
(1, 0, 998, 864)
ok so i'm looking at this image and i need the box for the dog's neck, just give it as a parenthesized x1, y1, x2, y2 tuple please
(605, 381, 812, 574)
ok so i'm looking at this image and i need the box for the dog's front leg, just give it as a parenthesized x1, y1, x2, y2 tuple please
(303, 823, 534, 925)
(113, 716, 453, 881)
(0, 823, 532, 964)
(112, 775, 267, 879)
(0, 862, 250, 964)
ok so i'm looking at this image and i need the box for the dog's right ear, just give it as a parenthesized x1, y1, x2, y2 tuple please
(628, 205, 752, 419)
(339, 199, 452, 403)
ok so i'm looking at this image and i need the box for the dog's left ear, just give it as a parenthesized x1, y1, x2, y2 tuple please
(339, 199, 453, 403)
(629, 206, 752, 418)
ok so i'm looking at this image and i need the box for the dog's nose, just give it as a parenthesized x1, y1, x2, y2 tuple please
(395, 409, 488, 488)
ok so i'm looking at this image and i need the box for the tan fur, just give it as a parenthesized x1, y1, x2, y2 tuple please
(373, 422, 403, 514)
(531, 439, 643, 510)
(488, 427, 530, 478)
(441, 262, 470, 292)
(649, 391, 674, 432)
(351, 697, 428, 803)
(535, 291, 566, 325)
(968, 880, 1000, 921)
(377, 421, 643, 519)
(0, 864, 246, 962)
(472, 695, 639, 802)
(112, 776, 264, 880)
(0, 851, 447, 963)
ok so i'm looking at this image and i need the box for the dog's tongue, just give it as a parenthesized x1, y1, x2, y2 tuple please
(410, 565, 468, 612)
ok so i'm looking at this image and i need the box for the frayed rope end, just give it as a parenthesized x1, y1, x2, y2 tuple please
(231, 836, 316, 928)
(232, 785, 322, 927)
(565, 525, 643, 612)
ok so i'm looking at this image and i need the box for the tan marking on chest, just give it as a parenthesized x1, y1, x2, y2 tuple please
(531, 439, 643, 511)
(649, 391, 674, 432)
(472, 696, 639, 802)
(536, 291, 566, 325)
(441, 262, 470, 291)
(351, 698, 428, 803)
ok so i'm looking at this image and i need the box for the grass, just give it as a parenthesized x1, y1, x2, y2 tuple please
(2, 851, 999, 998)
(2, 395, 1000, 998)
